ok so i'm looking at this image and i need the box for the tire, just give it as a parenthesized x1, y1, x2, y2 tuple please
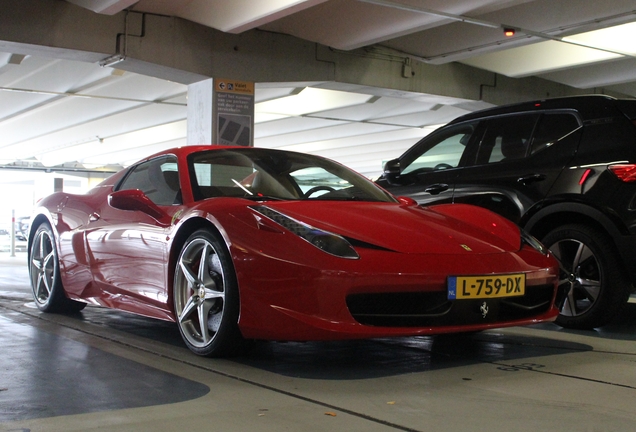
(543, 224, 630, 329)
(29, 222, 86, 313)
(173, 229, 247, 357)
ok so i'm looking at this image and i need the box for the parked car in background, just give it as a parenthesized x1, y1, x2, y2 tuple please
(16, 216, 30, 241)
(28, 145, 559, 357)
(377, 95, 636, 330)
(0, 227, 28, 252)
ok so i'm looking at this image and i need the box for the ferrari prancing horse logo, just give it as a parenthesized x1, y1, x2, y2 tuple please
(480, 301, 489, 318)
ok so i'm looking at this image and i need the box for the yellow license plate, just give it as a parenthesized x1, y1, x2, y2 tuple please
(448, 274, 525, 299)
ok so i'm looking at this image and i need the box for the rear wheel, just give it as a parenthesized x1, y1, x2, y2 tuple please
(173, 229, 247, 357)
(29, 222, 86, 313)
(543, 224, 630, 329)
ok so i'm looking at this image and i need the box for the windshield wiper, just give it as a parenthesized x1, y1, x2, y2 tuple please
(242, 194, 287, 201)
(307, 195, 366, 201)
(231, 178, 253, 195)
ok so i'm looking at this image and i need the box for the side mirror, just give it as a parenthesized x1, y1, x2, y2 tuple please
(383, 158, 401, 176)
(382, 158, 405, 186)
(108, 189, 168, 223)
(397, 196, 418, 206)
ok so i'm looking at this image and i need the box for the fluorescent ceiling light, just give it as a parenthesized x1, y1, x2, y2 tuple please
(66, 0, 139, 15)
(181, 0, 327, 33)
(461, 22, 636, 77)
(358, 0, 500, 29)
(36, 121, 186, 167)
(461, 40, 621, 77)
(79, 121, 186, 165)
(255, 112, 290, 123)
(563, 21, 636, 56)
(255, 87, 375, 117)
(37, 140, 101, 167)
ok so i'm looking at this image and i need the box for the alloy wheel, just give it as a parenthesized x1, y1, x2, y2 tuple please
(30, 228, 56, 306)
(174, 237, 226, 348)
(548, 237, 601, 318)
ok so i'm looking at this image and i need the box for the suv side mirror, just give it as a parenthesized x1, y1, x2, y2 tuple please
(383, 158, 401, 176)
(382, 158, 405, 185)
(108, 189, 169, 223)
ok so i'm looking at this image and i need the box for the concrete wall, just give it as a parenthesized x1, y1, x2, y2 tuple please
(1, 0, 604, 106)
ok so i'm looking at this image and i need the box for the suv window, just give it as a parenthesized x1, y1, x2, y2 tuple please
(401, 122, 478, 175)
(477, 114, 539, 164)
(531, 113, 581, 154)
(117, 155, 181, 205)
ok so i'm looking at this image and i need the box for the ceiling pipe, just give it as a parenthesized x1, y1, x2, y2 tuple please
(357, 0, 636, 61)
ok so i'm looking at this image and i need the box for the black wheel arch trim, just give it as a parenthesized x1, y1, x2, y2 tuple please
(523, 201, 627, 237)
(523, 201, 636, 284)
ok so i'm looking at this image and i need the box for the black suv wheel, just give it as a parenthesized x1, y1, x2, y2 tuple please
(378, 95, 636, 329)
(543, 224, 630, 329)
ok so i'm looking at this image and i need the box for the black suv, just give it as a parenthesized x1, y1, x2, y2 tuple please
(377, 95, 636, 329)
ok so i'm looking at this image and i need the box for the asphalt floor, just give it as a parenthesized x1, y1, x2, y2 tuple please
(2, 251, 636, 431)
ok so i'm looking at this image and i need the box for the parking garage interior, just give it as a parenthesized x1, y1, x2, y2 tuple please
(2, 0, 636, 430)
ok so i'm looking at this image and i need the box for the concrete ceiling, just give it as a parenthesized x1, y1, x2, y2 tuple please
(1, 0, 636, 180)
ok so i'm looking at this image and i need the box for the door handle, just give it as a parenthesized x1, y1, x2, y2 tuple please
(89, 212, 101, 222)
(517, 174, 546, 185)
(424, 183, 450, 195)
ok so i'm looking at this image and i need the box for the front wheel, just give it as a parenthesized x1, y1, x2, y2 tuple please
(543, 224, 630, 329)
(29, 222, 86, 313)
(173, 229, 246, 357)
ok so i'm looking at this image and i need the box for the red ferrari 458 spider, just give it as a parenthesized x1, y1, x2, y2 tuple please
(28, 146, 559, 357)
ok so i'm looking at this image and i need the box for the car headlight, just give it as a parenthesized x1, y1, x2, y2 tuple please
(251, 205, 359, 259)
(521, 230, 549, 255)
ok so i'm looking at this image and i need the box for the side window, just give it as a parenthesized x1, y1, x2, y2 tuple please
(118, 156, 181, 206)
(530, 113, 581, 155)
(401, 122, 477, 175)
(477, 114, 539, 164)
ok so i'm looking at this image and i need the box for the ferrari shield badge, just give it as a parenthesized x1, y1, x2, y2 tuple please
(171, 209, 184, 225)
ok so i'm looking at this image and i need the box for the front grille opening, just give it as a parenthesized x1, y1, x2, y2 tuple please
(346, 285, 554, 327)
(346, 292, 451, 327)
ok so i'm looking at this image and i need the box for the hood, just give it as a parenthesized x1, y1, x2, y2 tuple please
(262, 201, 521, 255)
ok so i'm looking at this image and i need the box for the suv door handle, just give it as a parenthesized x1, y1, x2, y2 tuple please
(424, 183, 450, 195)
(517, 174, 546, 185)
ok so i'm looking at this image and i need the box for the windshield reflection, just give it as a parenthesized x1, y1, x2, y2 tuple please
(188, 148, 396, 203)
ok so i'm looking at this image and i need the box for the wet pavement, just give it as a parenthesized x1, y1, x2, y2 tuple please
(1, 251, 636, 431)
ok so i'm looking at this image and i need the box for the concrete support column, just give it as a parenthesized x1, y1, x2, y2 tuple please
(187, 78, 255, 146)
(187, 79, 214, 145)
(10, 210, 15, 257)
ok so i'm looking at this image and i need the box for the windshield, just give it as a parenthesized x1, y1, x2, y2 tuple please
(188, 148, 396, 203)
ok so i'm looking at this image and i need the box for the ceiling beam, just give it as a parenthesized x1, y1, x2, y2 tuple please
(168, 0, 328, 34)
(66, 0, 139, 15)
